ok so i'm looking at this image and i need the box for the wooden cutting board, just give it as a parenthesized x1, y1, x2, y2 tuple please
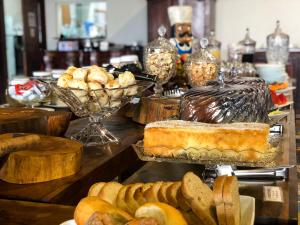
(0, 108, 72, 136)
(0, 134, 83, 184)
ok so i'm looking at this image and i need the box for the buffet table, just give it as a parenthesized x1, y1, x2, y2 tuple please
(0, 95, 297, 225)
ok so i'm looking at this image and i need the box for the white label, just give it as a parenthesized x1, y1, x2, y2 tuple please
(263, 186, 283, 203)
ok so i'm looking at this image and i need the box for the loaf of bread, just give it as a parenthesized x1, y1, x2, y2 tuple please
(0, 134, 41, 157)
(213, 176, 241, 225)
(144, 120, 270, 162)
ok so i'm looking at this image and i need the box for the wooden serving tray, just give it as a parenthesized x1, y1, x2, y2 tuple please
(0, 107, 72, 136)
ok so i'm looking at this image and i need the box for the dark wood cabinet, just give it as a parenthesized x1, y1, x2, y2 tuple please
(22, 0, 46, 75)
(147, 0, 216, 41)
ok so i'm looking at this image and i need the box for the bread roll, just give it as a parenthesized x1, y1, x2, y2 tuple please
(118, 71, 136, 87)
(65, 66, 77, 75)
(88, 101, 101, 112)
(105, 79, 123, 100)
(57, 73, 72, 88)
(87, 66, 109, 85)
(73, 68, 88, 81)
(110, 100, 121, 108)
(74, 197, 132, 225)
(68, 80, 88, 90)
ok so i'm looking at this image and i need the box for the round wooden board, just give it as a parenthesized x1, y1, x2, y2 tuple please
(0, 135, 83, 184)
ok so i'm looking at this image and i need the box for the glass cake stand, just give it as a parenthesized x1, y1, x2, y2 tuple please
(133, 133, 283, 184)
(51, 80, 153, 146)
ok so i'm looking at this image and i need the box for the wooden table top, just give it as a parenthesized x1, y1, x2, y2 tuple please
(0, 199, 74, 225)
(0, 116, 144, 205)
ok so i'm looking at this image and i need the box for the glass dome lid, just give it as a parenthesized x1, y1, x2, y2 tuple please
(267, 20, 289, 44)
(239, 28, 256, 46)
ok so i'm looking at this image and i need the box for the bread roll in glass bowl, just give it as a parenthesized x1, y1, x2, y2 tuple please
(50, 66, 153, 146)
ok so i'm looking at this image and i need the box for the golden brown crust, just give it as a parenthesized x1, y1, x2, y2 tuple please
(213, 176, 227, 225)
(144, 121, 270, 161)
(98, 182, 123, 206)
(144, 181, 163, 203)
(88, 182, 106, 197)
(166, 182, 181, 208)
(158, 182, 173, 203)
(125, 183, 144, 215)
(223, 176, 241, 225)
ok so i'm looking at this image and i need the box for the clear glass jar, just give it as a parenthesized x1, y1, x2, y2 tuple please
(144, 25, 177, 95)
(238, 28, 256, 63)
(207, 30, 221, 61)
(266, 20, 289, 65)
(185, 38, 218, 87)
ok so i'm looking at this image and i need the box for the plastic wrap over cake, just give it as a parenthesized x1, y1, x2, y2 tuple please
(180, 81, 271, 123)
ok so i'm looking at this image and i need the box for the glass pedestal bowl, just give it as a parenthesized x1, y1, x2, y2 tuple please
(8, 78, 50, 107)
(50, 80, 153, 146)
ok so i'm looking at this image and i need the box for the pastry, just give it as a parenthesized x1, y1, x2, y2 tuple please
(98, 92, 109, 107)
(65, 66, 77, 75)
(78, 95, 89, 104)
(110, 100, 121, 108)
(88, 101, 101, 112)
(118, 71, 136, 87)
(144, 120, 270, 162)
(105, 79, 123, 100)
(118, 71, 138, 96)
(87, 66, 110, 85)
(68, 80, 88, 90)
(73, 68, 88, 81)
(88, 82, 104, 100)
(57, 73, 73, 88)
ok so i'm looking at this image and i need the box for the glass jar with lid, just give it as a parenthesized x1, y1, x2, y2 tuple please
(238, 28, 256, 63)
(144, 25, 178, 95)
(207, 30, 221, 61)
(184, 38, 218, 87)
(266, 20, 289, 65)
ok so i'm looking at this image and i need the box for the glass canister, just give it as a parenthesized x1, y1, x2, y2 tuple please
(207, 30, 221, 61)
(238, 28, 256, 63)
(184, 38, 218, 87)
(144, 25, 177, 95)
(266, 20, 289, 65)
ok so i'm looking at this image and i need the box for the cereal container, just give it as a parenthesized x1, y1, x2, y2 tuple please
(144, 25, 177, 95)
(185, 38, 218, 87)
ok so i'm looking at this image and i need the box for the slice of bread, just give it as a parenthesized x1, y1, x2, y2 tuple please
(166, 182, 181, 208)
(144, 181, 163, 202)
(158, 182, 173, 203)
(98, 182, 123, 206)
(181, 172, 217, 225)
(135, 183, 154, 207)
(117, 185, 132, 213)
(87, 182, 106, 197)
(125, 183, 144, 215)
(223, 176, 241, 225)
(177, 188, 191, 212)
(181, 210, 205, 225)
(213, 176, 227, 225)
